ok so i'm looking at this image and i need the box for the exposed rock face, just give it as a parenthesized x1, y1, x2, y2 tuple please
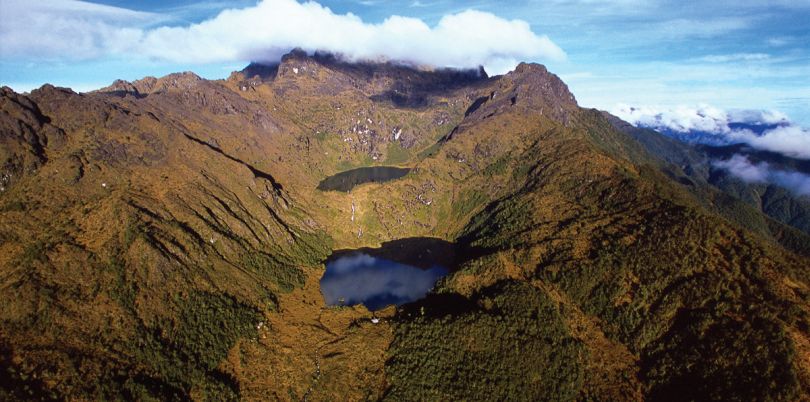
(463, 62, 576, 122)
(231, 62, 280, 86)
(98, 72, 202, 96)
(0, 50, 808, 401)
(271, 49, 489, 105)
(0, 86, 66, 191)
(100, 79, 141, 95)
(512, 62, 576, 103)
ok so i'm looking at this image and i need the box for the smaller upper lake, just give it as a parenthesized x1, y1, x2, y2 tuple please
(317, 166, 411, 192)
(320, 238, 456, 311)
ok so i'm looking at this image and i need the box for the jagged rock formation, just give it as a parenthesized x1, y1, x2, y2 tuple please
(1, 50, 808, 400)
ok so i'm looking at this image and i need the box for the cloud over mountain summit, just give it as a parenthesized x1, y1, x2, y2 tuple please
(0, 0, 565, 74)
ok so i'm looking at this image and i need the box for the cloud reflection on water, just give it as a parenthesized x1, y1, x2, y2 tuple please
(320, 252, 448, 311)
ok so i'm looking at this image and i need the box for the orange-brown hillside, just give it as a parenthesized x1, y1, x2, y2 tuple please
(1, 51, 808, 400)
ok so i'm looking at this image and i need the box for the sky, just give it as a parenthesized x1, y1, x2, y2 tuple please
(0, 0, 809, 127)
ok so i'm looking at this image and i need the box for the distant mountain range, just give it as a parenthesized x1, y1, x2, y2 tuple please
(605, 114, 810, 236)
(649, 122, 790, 146)
(1, 50, 808, 400)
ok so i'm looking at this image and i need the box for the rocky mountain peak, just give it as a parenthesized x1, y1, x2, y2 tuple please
(29, 84, 76, 99)
(0, 87, 66, 191)
(507, 62, 577, 107)
(154, 71, 203, 89)
(238, 62, 280, 81)
(97, 72, 203, 96)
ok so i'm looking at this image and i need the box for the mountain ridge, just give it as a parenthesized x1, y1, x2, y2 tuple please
(1, 50, 808, 400)
(603, 111, 810, 243)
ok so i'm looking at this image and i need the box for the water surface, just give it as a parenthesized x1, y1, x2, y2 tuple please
(320, 237, 456, 311)
(317, 166, 411, 192)
(321, 253, 448, 311)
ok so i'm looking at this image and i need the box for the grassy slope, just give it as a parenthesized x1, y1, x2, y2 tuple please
(0, 84, 337, 399)
(0, 58, 807, 401)
(385, 107, 810, 400)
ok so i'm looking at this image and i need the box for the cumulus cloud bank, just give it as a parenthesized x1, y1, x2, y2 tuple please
(612, 104, 810, 159)
(713, 155, 810, 196)
(0, 0, 156, 60)
(729, 125, 810, 160)
(0, 0, 565, 74)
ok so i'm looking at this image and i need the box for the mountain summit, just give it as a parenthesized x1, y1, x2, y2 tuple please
(1, 50, 808, 400)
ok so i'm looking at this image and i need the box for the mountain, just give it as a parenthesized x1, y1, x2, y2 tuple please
(1, 51, 808, 400)
(605, 113, 810, 247)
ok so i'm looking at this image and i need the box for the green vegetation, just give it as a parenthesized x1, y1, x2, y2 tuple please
(482, 154, 510, 177)
(17, 240, 49, 268)
(285, 229, 334, 266)
(386, 281, 584, 401)
(453, 165, 808, 400)
(118, 291, 260, 401)
(417, 141, 443, 159)
(313, 130, 329, 142)
(643, 309, 798, 401)
(169, 292, 260, 371)
(451, 189, 488, 223)
(1, 52, 808, 401)
(0, 199, 26, 212)
(241, 251, 305, 292)
(384, 142, 411, 165)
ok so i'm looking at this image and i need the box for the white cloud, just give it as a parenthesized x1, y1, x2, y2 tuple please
(713, 154, 769, 182)
(566, 55, 810, 128)
(726, 109, 789, 125)
(727, 125, 810, 160)
(157, 1, 257, 19)
(771, 169, 810, 197)
(137, 0, 566, 72)
(696, 53, 770, 63)
(0, 0, 565, 74)
(0, 0, 158, 60)
(611, 104, 810, 159)
(767, 37, 791, 47)
(713, 154, 810, 196)
(612, 104, 735, 134)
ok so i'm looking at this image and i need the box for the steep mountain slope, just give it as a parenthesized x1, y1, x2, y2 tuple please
(605, 113, 810, 256)
(1, 52, 808, 401)
(383, 100, 809, 401)
(0, 82, 335, 399)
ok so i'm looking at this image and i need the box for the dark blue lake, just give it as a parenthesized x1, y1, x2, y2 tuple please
(321, 253, 448, 311)
(320, 238, 456, 311)
(317, 166, 411, 192)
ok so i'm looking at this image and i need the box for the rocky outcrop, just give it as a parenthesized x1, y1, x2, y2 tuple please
(0, 87, 65, 191)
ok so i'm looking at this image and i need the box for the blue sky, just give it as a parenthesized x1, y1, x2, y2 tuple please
(1, 0, 808, 125)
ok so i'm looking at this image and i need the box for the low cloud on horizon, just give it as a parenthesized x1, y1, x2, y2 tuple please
(0, 0, 565, 74)
(713, 154, 810, 197)
(612, 104, 810, 160)
(612, 103, 810, 197)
